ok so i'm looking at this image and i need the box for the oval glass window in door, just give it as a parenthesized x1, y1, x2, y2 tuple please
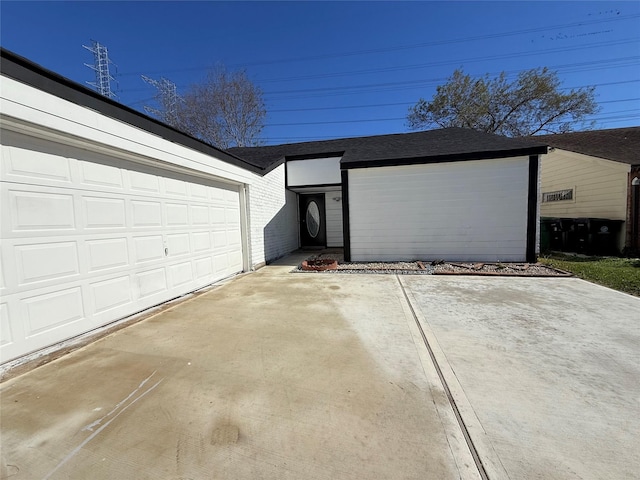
(306, 201, 321, 238)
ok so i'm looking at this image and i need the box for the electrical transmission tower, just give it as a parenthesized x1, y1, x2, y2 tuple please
(83, 40, 117, 99)
(142, 75, 180, 126)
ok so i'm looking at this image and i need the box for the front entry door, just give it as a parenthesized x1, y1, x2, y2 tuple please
(299, 194, 326, 247)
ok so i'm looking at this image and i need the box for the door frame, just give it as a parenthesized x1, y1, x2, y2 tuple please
(299, 193, 327, 247)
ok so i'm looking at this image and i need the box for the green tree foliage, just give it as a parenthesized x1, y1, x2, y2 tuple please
(407, 68, 598, 136)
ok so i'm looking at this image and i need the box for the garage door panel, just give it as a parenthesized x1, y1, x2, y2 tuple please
(166, 233, 190, 257)
(194, 257, 213, 279)
(9, 189, 76, 232)
(131, 200, 162, 227)
(227, 229, 242, 247)
(168, 262, 193, 288)
(83, 196, 127, 229)
(22, 286, 85, 337)
(129, 170, 160, 194)
(191, 205, 209, 226)
(133, 235, 165, 264)
(212, 230, 227, 248)
(190, 183, 208, 200)
(210, 187, 225, 200)
(228, 251, 243, 271)
(213, 253, 228, 273)
(90, 275, 132, 314)
(15, 241, 79, 285)
(2, 140, 72, 185)
(0, 303, 13, 347)
(136, 268, 167, 298)
(210, 206, 226, 224)
(163, 177, 188, 197)
(87, 237, 129, 272)
(80, 161, 124, 189)
(192, 231, 211, 252)
(166, 202, 189, 227)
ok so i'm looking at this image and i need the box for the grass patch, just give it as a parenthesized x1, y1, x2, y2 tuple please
(539, 253, 640, 296)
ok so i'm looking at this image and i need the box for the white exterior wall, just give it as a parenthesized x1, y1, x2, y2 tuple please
(1, 76, 256, 186)
(348, 157, 530, 262)
(540, 149, 629, 250)
(287, 157, 341, 186)
(248, 164, 299, 266)
(325, 191, 343, 247)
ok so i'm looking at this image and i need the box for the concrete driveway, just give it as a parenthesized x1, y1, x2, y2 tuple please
(1, 253, 638, 479)
(401, 275, 640, 480)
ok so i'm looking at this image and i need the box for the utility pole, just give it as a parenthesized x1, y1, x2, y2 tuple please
(141, 75, 179, 126)
(83, 40, 117, 99)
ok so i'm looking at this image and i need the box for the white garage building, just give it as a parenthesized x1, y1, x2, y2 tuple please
(0, 49, 297, 363)
(1, 48, 547, 364)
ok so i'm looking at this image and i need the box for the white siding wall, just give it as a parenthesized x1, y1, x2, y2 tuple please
(541, 150, 629, 220)
(348, 157, 530, 262)
(540, 149, 629, 250)
(248, 164, 299, 266)
(325, 191, 343, 247)
(1, 76, 256, 186)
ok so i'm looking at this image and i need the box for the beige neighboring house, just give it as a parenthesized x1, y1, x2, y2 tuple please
(535, 127, 640, 253)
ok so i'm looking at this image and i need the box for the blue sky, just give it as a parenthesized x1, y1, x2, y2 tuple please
(1, 1, 639, 145)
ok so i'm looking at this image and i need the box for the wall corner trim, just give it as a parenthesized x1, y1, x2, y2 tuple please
(341, 170, 351, 261)
(526, 155, 540, 263)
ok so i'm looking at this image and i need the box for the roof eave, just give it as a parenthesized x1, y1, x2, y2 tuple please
(340, 145, 548, 170)
(0, 47, 266, 176)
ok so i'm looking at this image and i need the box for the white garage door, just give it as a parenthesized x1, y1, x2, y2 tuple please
(348, 157, 530, 262)
(1, 132, 244, 363)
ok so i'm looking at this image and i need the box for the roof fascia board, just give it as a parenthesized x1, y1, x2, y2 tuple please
(0, 48, 266, 176)
(340, 146, 549, 169)
(259, 157, 286, 175)
(287, 182, 342, 190)
(550, 146, 639, 167)
(285, 151, 345, 161)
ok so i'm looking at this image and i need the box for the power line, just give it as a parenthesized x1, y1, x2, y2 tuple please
(263, 78, 640, 102)
(257, 43, 638, 85)
(266, 96, 640, 114)
(116, 13, 640, 77)
(261, 44, 637, 97)
(119, 40, 638, 96)
(263, 106, 640, 128)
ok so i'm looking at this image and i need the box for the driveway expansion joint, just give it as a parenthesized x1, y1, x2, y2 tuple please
(395, 275, 492, 480)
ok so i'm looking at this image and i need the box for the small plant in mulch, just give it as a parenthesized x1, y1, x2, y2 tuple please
(301, 258, 338, 271)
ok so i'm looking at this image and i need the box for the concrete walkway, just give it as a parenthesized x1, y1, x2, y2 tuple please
(0, 253, 476, 480)
(1, 253, 638, 479)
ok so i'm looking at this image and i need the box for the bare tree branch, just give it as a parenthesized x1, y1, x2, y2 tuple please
(146, 66, 265, 149)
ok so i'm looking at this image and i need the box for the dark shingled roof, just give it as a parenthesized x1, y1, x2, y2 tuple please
(532, 127, 640, 166)
(229, 128, 548, 170)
